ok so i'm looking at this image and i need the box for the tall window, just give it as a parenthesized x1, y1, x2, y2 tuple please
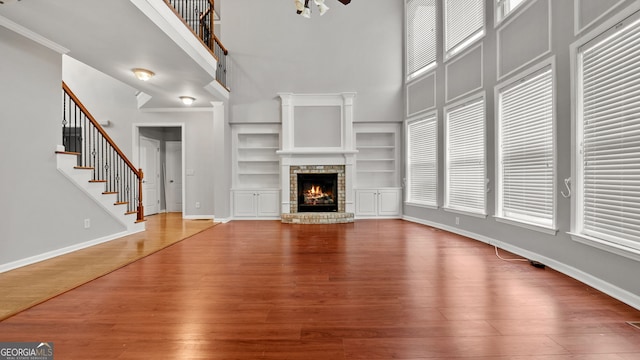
(497, 65, 555, 229)
(445, 96, 486, 214)
(575, 12, 640, 253)
(406, 0, 437, 81)
(407, 115, 438, 206)
(445, 0, 484, 59)
(496, 0, 527, 22)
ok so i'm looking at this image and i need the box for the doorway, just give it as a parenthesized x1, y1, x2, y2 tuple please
(134, 124, 185, 216)
(140, 136, 161, 216)
(165, 141, 183, 212)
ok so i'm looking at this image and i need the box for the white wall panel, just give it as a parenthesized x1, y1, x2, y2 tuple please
(406, 72, 436, 116)
(445, 44, 483, 102)
(497, 0, 551, 79)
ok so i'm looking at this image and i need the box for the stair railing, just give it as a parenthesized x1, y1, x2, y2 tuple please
(164, 0, 229, 90)
(61, 82, 144, 222)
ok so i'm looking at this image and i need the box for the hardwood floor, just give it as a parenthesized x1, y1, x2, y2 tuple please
(0, 213, 215, 320)
(1, 219, 639, 359)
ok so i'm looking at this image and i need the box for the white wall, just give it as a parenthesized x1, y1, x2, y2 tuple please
(0, 27, 125, 270)
(222, 0, 404, 124)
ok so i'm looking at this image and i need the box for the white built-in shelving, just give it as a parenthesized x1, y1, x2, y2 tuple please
(231, 124, 281, 219)
(354, 123, 402, 218)
(354, 123, 401, 188)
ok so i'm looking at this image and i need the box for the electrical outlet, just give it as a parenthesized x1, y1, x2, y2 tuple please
(195, 202, 201, 209)
(455, 217, 460, 225)
(84, 218, 91, 229)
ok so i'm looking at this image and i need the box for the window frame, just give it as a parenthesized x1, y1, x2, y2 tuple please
(406, 112, 439, 208)
(405, 0, 438, 82)
(494, 59, 557, 234)
(444, 0, 486, 60)
(444, 93, 487, 216)
(570, 7, 640, 261)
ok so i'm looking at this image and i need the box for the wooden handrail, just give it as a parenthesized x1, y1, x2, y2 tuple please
(62, 81, 144, 222)
(213, 34, 228, 55)
(62, 83, 141, 178)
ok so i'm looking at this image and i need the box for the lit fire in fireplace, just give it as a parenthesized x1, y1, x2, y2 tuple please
(304, 184, 334, 205)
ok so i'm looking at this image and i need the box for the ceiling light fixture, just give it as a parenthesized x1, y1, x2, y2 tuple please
(294, 0, 350, 18)
(179, 96, 195, 105)
(132, 68, 155, 81)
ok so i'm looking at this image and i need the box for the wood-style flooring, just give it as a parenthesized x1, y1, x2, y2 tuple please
(1, 218, 640, 359)
(0, 213, 215, 320)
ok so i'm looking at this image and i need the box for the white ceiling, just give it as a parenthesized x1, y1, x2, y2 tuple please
(0, 0, 225, 108)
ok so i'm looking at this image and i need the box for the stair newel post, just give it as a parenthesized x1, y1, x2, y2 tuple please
(137, 168, 144, 222)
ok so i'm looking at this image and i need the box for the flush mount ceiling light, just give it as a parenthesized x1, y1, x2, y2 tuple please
(179, 96, 195, 105)
(132, 68, 155, 81)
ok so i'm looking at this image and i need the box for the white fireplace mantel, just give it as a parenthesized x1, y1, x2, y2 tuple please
(277, 92, 357, 214)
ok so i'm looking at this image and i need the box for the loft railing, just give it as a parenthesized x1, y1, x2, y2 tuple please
(165, 0, 229, 90)
(61, 82, 144, 222)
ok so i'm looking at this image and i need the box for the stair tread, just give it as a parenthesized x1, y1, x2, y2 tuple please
(74, 166, 94, 170)
(55, 151, 80, 155)
(103, 191, 118, 195)
(89, 180, 107, 183)
(114, 201, 128, 205)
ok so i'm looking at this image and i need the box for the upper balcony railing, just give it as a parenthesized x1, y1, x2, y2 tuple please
(164, 0, 229, 90)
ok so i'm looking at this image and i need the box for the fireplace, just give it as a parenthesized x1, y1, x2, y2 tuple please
(297, 173, 338, 212)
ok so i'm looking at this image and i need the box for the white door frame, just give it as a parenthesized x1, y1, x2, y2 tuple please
(133, 123, 186, 216)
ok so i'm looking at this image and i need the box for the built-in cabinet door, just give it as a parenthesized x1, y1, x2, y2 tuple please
(355, 189, 379, 216)
(378, 189, 401, 216)
(233, 191, 258, 217)
(355, 188, 401, 217)
(256, 191, 280, 217)
(233, 190, 280, 218)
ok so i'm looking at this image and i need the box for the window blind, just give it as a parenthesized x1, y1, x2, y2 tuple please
(407, 0, 437, 80)
(445, 98, 486, 214)
(408, 116, 438, 206)
(445, 0, 484, 55)
(578, 14, 640, 248)
(498, 67, 554, 228)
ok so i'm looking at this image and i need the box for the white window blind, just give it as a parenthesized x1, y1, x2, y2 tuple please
(407, 116, 438, 206)
(497, 66, 555, 228)
(445, 97, 486, 214)
(406, 0, 437, 80)
(577, 14, 640, 250)
(445, 0, 484, 57)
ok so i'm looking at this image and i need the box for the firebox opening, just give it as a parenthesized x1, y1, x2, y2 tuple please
(297, 173, 338, 212)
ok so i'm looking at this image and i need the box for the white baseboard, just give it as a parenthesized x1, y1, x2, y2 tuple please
(0, 231, 131, 274)
(402, 215, 640, 311)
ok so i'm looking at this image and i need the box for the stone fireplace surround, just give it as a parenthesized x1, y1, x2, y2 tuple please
(277, 92, 356, 224)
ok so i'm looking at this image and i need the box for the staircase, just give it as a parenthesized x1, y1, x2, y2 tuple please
(58, 82, 145, 234)
(56, 149, 145, 233)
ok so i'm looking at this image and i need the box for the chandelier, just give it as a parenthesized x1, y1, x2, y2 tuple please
(294, 0, 351, 18)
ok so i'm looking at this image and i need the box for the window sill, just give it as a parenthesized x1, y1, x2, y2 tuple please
(494, 216, 558, 235)
(569, 232, 640, 262)
(443, 207, 487, 219)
